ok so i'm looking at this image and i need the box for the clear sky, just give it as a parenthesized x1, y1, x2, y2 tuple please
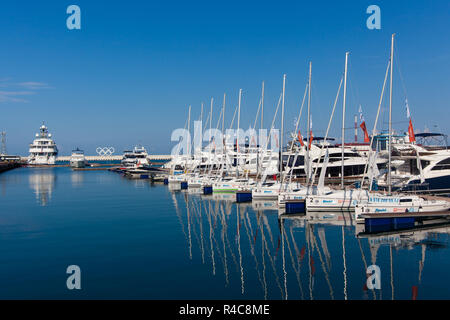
(0, 0, 449, 155)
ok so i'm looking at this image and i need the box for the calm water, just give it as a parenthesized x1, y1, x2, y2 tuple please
(0, 167, 450, 299)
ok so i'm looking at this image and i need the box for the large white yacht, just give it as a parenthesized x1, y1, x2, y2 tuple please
(28, 123, 58, 165)
(120, 145, 150, 169)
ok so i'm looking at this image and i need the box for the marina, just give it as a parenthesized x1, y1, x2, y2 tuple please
(0, 1, 448, 304)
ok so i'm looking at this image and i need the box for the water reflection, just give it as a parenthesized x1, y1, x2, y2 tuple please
(70, 171, 84, 187)
(171, 190, 450, 300)
(28, 169, 56, 206)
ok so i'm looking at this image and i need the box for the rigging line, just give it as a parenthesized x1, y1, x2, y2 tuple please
(194, 197, 206, 264)
(190, 198, 205, 262)
(310, 227, 334, 299)
(236, 205, 245, 295)
(229, 105, 238, 131)
(256, 92, 283, 182)
(288, 225, 305, 300)
(281, 219, 288, 300)
(206, 200, 216, 276)
(309, 76, 344, 187)
(219, 203, 239, 273)
(253, 98, 262, 130)
(342, 226, 348, 300)
(171, 192, 188, 242)
(360, 59, 391, 190)
(310, 78, 322, 118)
(210, 203, 225, 270)
(183, 193, 193, 260)
(260, 219, 284, 298)
(394, 45, 409, 100)
(242, 209, 264, 292)
(219, 202, 230, 287)
(257, 213, 268, 300)
(306, 223, 314, 300)
(347, 58, 362, 112)
(283, 221, 304, 299)
(285, 83, 308, 184)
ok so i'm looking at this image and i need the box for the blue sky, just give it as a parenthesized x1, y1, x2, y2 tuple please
(0, 0, 449, 155)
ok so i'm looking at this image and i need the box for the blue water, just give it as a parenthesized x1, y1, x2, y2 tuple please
(0, 167, 449, 299)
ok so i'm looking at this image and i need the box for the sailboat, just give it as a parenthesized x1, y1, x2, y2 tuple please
(355, 34, 450, 219)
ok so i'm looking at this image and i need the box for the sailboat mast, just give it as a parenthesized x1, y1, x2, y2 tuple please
(258, 82, 265, 177)
(341, 52, 349, 189)
(222, 94, 226, 137)
(187, 105, 191, 157)
(280, 74, 286, 183)
(222, 93, 226, 176)
(306, 62, 312, 184)
(237, 89, 242, 177)
(388, 34, 395, 195)
(261, 81, 265, 131)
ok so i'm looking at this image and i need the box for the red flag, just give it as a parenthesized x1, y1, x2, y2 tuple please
(297, 130, 305, 147)
(308, 130, 314, 149)
(360, 121, 370, 143)
(408, 118, 416, 143)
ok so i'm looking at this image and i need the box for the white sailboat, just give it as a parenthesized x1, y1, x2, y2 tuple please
(355, 34, 450, 219)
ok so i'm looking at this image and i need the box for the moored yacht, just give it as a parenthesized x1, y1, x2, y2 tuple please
(120, 145, 150, 169)
(70, 148, 86, 168)
(28, 123, 58, 165)
(354, 194, 450, 221)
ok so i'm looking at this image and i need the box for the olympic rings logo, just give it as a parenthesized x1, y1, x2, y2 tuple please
(96, 147, 115, 156)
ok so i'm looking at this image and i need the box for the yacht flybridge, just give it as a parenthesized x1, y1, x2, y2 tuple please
(28, 123, 58, 165)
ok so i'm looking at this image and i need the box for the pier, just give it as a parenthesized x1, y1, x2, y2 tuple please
(0, 161, 22, 173)
(19, 155, 172, 162)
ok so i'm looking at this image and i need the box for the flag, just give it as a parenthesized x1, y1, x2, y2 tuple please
(406, 99, 416, 143)
(297, 130, 305, 147)
(409, 118, 416, 143)
(359, 105, 370, 143)
(308, 115, 313, 149)
(360, 121, 370, 143)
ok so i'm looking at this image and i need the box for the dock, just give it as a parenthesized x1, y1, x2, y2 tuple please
(0, 161, 22, 174)
(360, 210, 450, 219)
(20, 155, 173, 162)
